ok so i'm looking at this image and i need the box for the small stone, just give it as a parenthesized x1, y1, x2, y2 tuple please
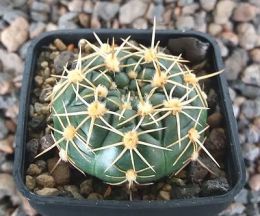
(216, 39, 229, 57)
(0, 49, 24, 76)
(0, 117, 8, 139)
(189, 160, 208, 183)
(178, 0, 194, 6)
(229, 87, 236, 101)
(250, 48, 260, 63)
(0, 174, 19, 205)
(181, 3, 199, 15)
(249, 0, 260, 6)
(47, 158, 71, 185)
(29, 115, 46, 130)
(26, 139, 39, 161)
(5, 103, 19, 120)
(36, 174, 55, 188)
(220, 203, 246, 216)
(54, 38, 67, 51)
(68, 0, 83, 12)
(242, 64, 260, 86)
(158, 190, 170, 200)
(119, 0, 148, 24)
(214, 0, 236, 24)
(235, 188, 248, 204)
(39, 134, 54, 153)
(249, 174, 260, 191)
(11, 0, 28, 7)
(11, 207, 27, 216)
(163, 8, 172, 24)
(19, 40, 31, 60)
(94, 2, 119, 21)
(30, 11, 48, 22)
(233, 104, 240, 119)
(255, 117, 260, 130)
(21, 197, 37, 216)
(224, 48, 248, 80)
(39, 88, 51, 103)
(5, 120, 16, 133)
(1, 17, 29, 52)
(64, 185, 84, 199)
(172, 184, 200, 198)
(162, 184, 172, 192)
(208, 23, 222, 36)
(26, 164, 42, 176)
(133, 18, 148, 29)
(41, 61, 48, 68)
(58, 12, 79, 29)
(0, 160, 13, 173)
(220, 31, 239, 46)
(25, 175, 36, 190)
(29, 22, 46, 39)
(31, 1, 50, 13)
(34, 76, 43, 86)
(45, 77, 56, 85)
(0, 136, 13, 154)
(232, 3, 257, 22)
(205, 128, 226, 158)
(80, 179, 93, 196)
(246, 204, 259, 216)
(0, 19, 6, 31)
(46, 23, 58, 32)
(237, 23, 257, 50)
(193, 11, 207, 32)
(36, 188, 60, 196)
(241, 99, 260, 119)
(248, 190, 260, 203)
(79, 13, 90, 27)
(83, 0, 94, 14)
(168, 37, 209, 64)
(200, 0, 216, 11)
(54, 51, 74, 74)
(87, 193, 103, 200)
(90, 16, 101, 29)
(34, 160, 47, 173)
(207, 112, 223, 128)
(207, 89, 218, 108)
(223, 20, 235, 31)
(201, 177, 230, 196)
(146, 3, 165, 22)
(238, 85, 260, 100)
(175, 15, 195, 30)
(3, 10, 28, 24)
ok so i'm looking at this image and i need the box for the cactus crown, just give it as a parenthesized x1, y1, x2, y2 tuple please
(36, 21, 222, 196)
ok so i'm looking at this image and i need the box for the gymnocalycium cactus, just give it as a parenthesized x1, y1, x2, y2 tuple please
(36, 22, 222, 194)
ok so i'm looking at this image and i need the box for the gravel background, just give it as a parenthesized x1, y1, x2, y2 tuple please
(0, 0, 259, 215)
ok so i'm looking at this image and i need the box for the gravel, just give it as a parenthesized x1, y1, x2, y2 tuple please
(0, 0, 259, 215)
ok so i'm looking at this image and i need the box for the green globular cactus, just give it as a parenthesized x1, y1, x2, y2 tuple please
(36, 23, 222, 192)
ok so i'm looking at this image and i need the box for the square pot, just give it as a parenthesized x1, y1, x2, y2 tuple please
(14, 29, 245, 216)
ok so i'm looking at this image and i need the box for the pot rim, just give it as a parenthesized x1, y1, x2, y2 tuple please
(14, 29, 246, 209)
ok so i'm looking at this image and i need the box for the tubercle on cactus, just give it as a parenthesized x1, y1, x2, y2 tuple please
(35, 19, 224, 198)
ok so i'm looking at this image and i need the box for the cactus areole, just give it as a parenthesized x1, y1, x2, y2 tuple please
(36, 22, 222, 191)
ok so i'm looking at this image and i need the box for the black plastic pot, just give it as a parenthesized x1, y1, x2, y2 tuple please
(14, 29, 245, 216)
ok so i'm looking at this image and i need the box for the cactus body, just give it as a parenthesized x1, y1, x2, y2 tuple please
(38, 27, 222, 189)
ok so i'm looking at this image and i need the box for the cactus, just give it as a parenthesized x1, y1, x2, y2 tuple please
(36, 22, 222, 193)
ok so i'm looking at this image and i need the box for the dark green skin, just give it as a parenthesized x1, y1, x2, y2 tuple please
(52, 52, 207, 185)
